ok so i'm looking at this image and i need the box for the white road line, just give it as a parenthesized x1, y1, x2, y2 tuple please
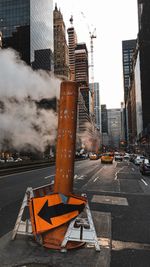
(115, 166, 125, 180)
(132, 168, 135, 171)
(74, 174, 85, 180)
(117, 178, 121, 192)
(141, 178, 148, 186)
(93, 177, 99, 182)
(114, 172, 118, 180)
(44, 174, 54, 179)
(0, 167, 50, 180)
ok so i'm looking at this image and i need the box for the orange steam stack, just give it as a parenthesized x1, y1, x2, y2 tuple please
(54, 81, 78, 195)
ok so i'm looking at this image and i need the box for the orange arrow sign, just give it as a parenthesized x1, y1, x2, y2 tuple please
(30, 193, 86, 234)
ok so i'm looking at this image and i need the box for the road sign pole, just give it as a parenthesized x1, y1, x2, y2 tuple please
(54, 81, 78, 195)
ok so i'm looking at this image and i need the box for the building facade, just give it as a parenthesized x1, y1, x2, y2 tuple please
(89, 82, 101, 131)
(101, 105, 109, 148)
(137, 0, 150, 133)
(122, 39, 137, 144)
(124, 1, 150, 155)
(129, 0, 150, 155)
(53, 4, 69, 79)
(75, 43, 89, 112)
(101, 105, 108, 133)
(122, 39, 137, 103)
(0, 31, 2, 48)
(107, 109, 122, 149)
(67, 18, 77, 81)
(0, 0, 53, 70)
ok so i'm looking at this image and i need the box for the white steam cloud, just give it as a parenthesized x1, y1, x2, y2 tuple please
(78, 122, 100, 152)
(0, 48, 61, 152)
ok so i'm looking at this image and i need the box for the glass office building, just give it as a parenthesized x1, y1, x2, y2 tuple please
(0, 0, 53, 70)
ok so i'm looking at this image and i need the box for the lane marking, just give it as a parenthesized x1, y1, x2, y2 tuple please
(115, 166, 125, 180)
(132, 168, 135, 171)
(93, 177, 99, 182)
(81, 166, 105, 190)
(74, 174, 85, 180)
(44, 174, 54, 179)
(88, 238, 150, 251)
(77, 175, 85, 180)
(117, 178, 121, 193)
(141, 178, 148, 186)
(0, 167, 51, 180)
(112, 239, 150, 251)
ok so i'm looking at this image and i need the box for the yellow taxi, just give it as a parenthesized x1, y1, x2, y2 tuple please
(101, 152, 113, 164)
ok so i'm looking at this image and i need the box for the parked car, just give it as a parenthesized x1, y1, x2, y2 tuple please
(101, 153, 113, 164)
(0, 158, 5, 163)
(139, 159, 150, 175)
(6, 157, 14, 163)
(15, 158, 23, 162)
(134, 155, 145, 165)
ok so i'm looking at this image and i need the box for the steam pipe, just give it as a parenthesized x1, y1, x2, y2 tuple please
(54, 81, 78, 195)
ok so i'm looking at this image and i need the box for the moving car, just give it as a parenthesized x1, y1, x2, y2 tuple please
(140, 158, 150, 175)
(101, 153, 113, 164)
(89, 153, 99, 160)
(134, 155, 145, 165)
(114, 154, 123, 161)
(123, 154, 130, 161)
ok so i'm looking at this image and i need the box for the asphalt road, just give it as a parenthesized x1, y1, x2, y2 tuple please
(0, 158, 150, 266)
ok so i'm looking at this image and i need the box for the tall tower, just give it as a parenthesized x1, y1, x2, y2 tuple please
(75, 43, 89, 112)
(0, 31, 2, 48)
(67, 16, 77, 80)
(53, 4, 69, 79)
(122, 39, 136, 143)
(122, 39, 136, 103)
(89, 82, 101, 131)
(0, 0, 53, 71)
(107, 109, 122, 149)
(101, 105, 108, 134)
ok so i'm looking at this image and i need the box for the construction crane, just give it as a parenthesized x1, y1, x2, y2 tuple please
(81, 12, 97, 116)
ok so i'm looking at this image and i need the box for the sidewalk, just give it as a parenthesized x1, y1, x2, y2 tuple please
(0, 211, 111, 267)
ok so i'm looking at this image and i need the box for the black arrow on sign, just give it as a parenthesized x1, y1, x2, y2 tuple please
(38, 200, 85, 224)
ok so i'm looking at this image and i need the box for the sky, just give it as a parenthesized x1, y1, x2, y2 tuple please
(54, 0, 138, 109)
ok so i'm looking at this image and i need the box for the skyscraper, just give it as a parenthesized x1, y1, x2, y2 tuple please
(122, 39, 136, 103)
(122, 39, 136, 143)
(0, 31, 2, 48)
(101, 105, 108, 147)
(137, 0, 150, 133)
(107, 109, 122, 148)
(53, 4, 69, 79)
(75, 43, 89, 112)
(0, 0, 53, 70)
(67, 17, 77, 81)
(89, 82, 101, 131)
(101, 105, 108, 133)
